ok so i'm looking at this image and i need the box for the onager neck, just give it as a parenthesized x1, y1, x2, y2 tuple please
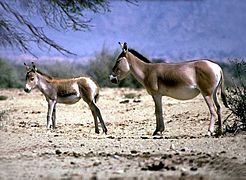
(36, 72, 53, 96)
(127, 52, 148, 85)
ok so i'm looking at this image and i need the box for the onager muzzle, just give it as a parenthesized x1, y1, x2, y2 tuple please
(24, 84, 32, 93)
(109, 74, 118, 84)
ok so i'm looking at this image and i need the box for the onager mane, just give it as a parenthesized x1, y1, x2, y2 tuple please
(118, 48, 152, 63)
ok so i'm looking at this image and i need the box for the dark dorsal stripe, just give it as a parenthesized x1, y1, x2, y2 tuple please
(128, 49, 152, 63)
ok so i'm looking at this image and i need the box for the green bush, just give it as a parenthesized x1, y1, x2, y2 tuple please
(86, 47, 142, 88)
(0, 52, 243, 91)
(39, 61, 86, 78)
(0, 59, 23, 88)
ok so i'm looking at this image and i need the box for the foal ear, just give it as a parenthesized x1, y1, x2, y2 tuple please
(24, 63, 30, 71)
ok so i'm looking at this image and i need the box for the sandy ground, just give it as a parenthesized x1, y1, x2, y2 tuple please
(0, 88, 245, 180)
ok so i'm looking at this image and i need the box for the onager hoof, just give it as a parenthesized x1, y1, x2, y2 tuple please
(103, 128, 108, 135)
(47, 125, 52, 129)
(95, 129, 100, 134)
(207, 131, 216, 137)
(153, 130, 163, 136)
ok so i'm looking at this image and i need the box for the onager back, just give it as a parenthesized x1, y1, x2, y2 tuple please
(24, 62, 107, 134)
(110, 42, 228, 136)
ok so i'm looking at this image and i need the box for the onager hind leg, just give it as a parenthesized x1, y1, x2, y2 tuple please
(152, 95, 165, 136)
(203, 95, 217, 135)
(213, 89, 222, 135)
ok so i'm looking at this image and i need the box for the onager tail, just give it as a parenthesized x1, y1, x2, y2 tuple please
(220, 71, 229, 108)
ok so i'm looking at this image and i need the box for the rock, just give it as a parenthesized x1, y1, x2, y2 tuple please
(130, 150, 138, 154)
(133, 99, 141, 103)
(170, 166, 176, 171)
(119, 100, 129, 104)
(147, 161, 164, 171)
(170, 144, 175, 150)
(141, 136, 149, 139)
(72, 152, 80, 158)
(55, 149, 62, 155)
(93, 161, 101, 166)
(190, 166, 198, 171)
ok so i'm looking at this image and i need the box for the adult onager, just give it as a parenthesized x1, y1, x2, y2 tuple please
(110, 42, 228, 136)
(24, 62, 107, 134)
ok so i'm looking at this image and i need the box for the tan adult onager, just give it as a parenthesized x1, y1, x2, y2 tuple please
(110, 42, 228, 136)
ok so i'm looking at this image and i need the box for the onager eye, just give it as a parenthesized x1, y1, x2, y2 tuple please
(30, 77, 35, 81)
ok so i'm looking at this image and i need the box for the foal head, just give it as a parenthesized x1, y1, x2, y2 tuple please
(110, 42, 131, 84)
(24, 62, 39, 93)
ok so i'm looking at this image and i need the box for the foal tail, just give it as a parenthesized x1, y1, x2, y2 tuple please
(94, 93, 99, 103)
(220, 70, 229, 108)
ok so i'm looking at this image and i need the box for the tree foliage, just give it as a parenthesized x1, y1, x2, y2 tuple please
(0, 0, 135, 55)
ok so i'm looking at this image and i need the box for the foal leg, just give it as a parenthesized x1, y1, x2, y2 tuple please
(90, 104, 99, 134)
(52, 103, 57, 129)
(152, 95, 165, 136)
(47, 100, 56, 129)
(91, 102, 107, 134)
(203, 95, 217, 135)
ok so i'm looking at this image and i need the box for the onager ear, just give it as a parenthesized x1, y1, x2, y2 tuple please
(31, 62, 37, 71)
(118, 42, 128, 53)
(118, 42, 124, 49)
(123, 42, 128, 53)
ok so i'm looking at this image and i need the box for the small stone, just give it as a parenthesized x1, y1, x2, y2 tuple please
(170, 166, 176, 171)
(170, 144, 175, 150)
(130, 150, 138, 154)
(190, 166, 198, 171)
(119, 100, 129, 104)
(93, 161, 101, 166)
(55, 149, 62, 155)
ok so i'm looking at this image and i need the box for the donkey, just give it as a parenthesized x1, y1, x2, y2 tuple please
(110, 42, 228, 136)
(24, 62, 107, 134)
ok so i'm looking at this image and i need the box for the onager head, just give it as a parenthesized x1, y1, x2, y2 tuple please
(110, 42, 131, 84)
(24, 62, 38, 93)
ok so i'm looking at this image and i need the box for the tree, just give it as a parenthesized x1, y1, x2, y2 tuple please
(0, 0, 136, 56)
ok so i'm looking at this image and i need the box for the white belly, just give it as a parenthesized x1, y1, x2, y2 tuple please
(163, 85, 200, 100)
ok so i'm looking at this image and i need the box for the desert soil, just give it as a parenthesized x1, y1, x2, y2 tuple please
(0, 88, 245, 180)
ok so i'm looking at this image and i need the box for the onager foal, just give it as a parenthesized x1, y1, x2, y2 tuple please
(24, 62, 107, 134)
(110, 42, 228, 136)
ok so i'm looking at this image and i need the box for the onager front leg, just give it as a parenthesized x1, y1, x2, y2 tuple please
(152, 95, 165, 136)
(47, 99, 56, 129)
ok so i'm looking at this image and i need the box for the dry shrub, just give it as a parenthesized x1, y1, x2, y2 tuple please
(224, 59, 246, 134)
